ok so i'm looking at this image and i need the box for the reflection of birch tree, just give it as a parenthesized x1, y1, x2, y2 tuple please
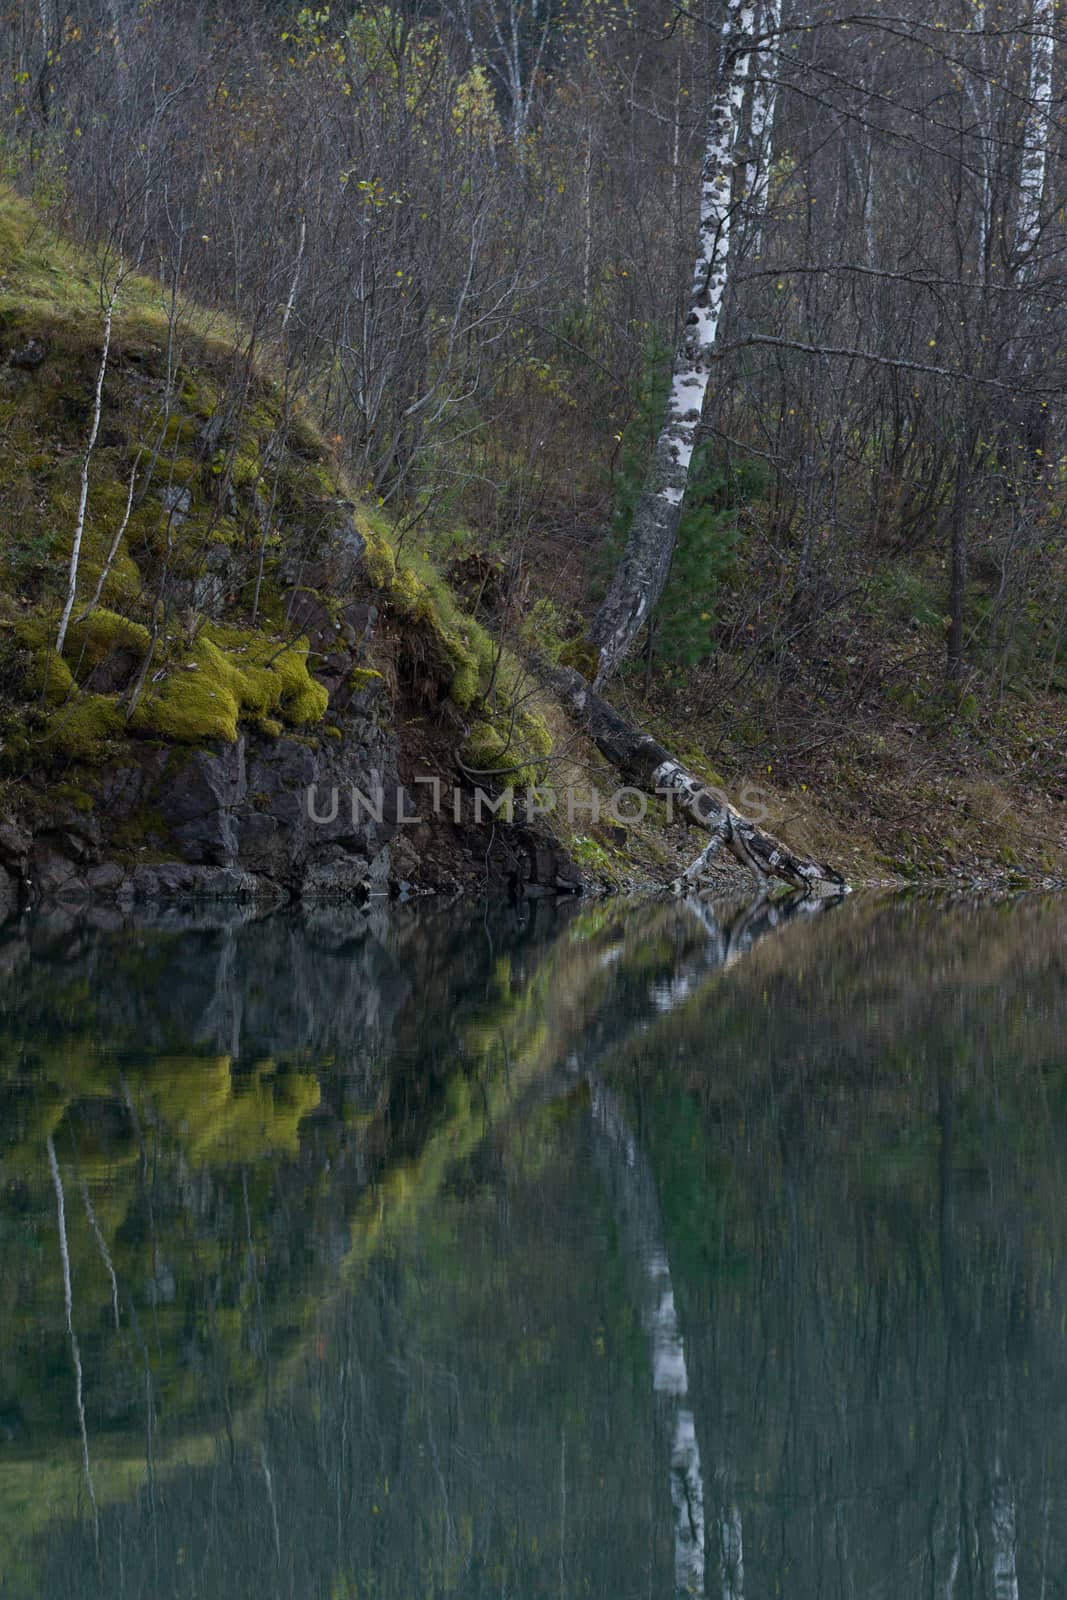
(589, 1081, 707, 1597)
(990, 1461, 1019, 1600)
(47, 1134, 100, 1553)
(577, 892, 833, 1596)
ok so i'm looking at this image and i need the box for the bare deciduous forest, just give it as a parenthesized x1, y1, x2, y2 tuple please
(2, 0, 1066, 886)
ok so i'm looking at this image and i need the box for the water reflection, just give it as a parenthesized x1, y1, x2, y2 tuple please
(0, 891, 1065, 1597)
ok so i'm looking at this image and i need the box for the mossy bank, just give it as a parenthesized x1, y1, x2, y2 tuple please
(0, 188, 594, 915)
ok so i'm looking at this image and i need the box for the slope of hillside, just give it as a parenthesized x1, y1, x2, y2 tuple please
(0, 190, 609, 914)
(1, 188, 1063, 916)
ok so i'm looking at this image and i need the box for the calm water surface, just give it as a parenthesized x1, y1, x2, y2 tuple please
(1, 891, 1066, 1598)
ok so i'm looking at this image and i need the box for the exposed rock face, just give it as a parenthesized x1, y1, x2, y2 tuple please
(0, 864, 18, 922)
(0, 637, 399, 911)
(1, 536, 582, 913)
(17, 686, 396, 908)
(0, 823, 30, 921)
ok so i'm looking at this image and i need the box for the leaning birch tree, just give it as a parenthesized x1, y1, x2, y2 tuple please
(590, 0, 757, 685)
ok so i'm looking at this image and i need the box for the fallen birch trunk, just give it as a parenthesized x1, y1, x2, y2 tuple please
(548, 664, 846, 894)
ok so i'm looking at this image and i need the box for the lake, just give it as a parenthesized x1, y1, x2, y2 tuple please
(1, 891, 1065, 1598)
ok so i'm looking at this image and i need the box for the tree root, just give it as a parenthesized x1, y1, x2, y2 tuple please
(548, 664, 847, 895)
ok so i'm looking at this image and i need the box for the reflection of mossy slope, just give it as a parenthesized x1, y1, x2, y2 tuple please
(0, 989, 324, 1495)
(0, 184, 552, 787)
(0, 901, 625, 1539)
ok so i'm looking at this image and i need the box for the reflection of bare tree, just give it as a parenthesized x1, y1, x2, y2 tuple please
(582, 890, 839, 1597)
(991, 1461, 1019, 1600)
(5, 889, 841, 1594)
(46, 1134, 99, 1555)
(590, 1080, 706, 1598)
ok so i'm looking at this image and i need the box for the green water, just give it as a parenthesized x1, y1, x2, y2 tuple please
(1, 891, 1066, 1598)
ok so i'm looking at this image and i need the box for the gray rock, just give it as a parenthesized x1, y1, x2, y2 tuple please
(192, 571, 228, 614)
(0, 821, 31, 865)
(302, 844, 390, 901)
(86, 862, 127, 893)
(98, 758, 156, 816)
(158, 484, 192, 523)
(34, 850, 89, 903)
(25, 639, 403, 905)
(0, 864, 19, 923)
(130, 863, 272, 901)
(159, 742, 247, 865)
(7, 337, 47, 371)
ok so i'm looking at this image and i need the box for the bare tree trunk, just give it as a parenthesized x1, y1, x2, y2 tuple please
(581, 121, 594, 310)
(743, 0, 781, 254)
(56, 280, 120, 656)
(548, 664, 846, 892)
(73, 450, 141, 627)
(1012, 2, 1056, 465)
(1015, 0, 1055, 265)
(947, 444, 971, 683)
(991, 1462, 1020, 1600)
(590, 1, 757, 685)
(587, 1080, 707, 1598)
(47, 1134, 100, 1552)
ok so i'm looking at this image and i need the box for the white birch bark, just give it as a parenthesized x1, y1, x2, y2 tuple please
(961, 1, 994, 278)
(280, 214, 307, 335)
(743, 0, 781, 254)
(991, 1464, 1019, 1600)
(931, 1458, 962, 1599)
(47, 1135, 100, 1549)
(588, 1080, 707, 1597)
(1015, 0, 1055, 264)
(549, 663, 846, 892)
(73, 450, 141, 628)
(448, 0, 554, 145)
(55, 281, 119, 657)
(581, 123, 594, 309)
(590, 0, 756, 684)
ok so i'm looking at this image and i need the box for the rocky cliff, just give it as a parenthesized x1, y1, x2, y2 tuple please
(0, 191, 585, 915)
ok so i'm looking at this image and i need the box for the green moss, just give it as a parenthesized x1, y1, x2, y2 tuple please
(160, 414, 200, 450)
(0, 188, 166, 324)
(559, 636, 599, 679)
(356, 516, 556, 789)
(571, 834, 612, 869)
(461, 720, 508, 770)
(133, 648, 240, 741)
(459, 703, 551, 789)
(62, 608, 150, 676)
(0, 187, 566, 802)
(517, 707, 552, 760)
(349, 667, 383, 691)
(131, 626, 328, 745)
(110, 804, 171, 855)
(44, 692, 128, 759)
(53, 781, 95, 812)
(29, 646, 75, 705)
(363, 525, 397, 588)
(450, 658, 480, 710)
